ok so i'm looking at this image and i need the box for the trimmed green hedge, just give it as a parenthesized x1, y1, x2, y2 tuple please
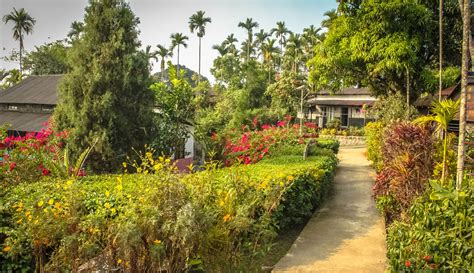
(1, 152, 338, 272)
(315, 138, 340, 154)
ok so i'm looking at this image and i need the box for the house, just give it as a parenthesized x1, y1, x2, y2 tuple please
(0, 75, 60, 135)
(0, 75, 198, 163)
(306, 87, 377, 128)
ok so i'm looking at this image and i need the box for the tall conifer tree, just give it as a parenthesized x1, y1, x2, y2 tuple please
(54, 0, 153, 172)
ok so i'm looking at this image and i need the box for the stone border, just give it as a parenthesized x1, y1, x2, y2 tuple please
(320, 135, 366, 146)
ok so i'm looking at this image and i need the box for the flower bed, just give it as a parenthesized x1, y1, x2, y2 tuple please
(0, 144, 338, 272)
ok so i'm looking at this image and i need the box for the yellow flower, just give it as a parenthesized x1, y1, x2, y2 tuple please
(153, 164, 162, 172)
(43, 208, 48, 213)
(223, 214, 232, 222)
(153, 239, 161, 245)
(48, 198, 54, 205)
(16, 218, 23, 224)
(3, 246, 11, 252)
(117, 259, 123, 264)
(146, 152, 152, 158)
(105, 191, 110, 197)
(104, 202, 111, 209)
(287, 175, 294, 181)
(122, 162, 127, 168)
(111, 208, 117, 215)
(115, 184, 123, 191)
(66, 180, 73, 186)
(37, 200, 44, 207)
(55, 202, 61, 209)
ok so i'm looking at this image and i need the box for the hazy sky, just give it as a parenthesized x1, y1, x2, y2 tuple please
(1, 0, 337, 81)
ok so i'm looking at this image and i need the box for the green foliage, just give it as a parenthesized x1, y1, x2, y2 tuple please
(0, 147, 338, 272)
(53, 0, 154, 172)
(386, 180, 473, 271)
(308, 0, 463, 97)
(315, 138, 340, 154)
(364, 121, 385, 171)
(150, 63, 195, 156)
(369, 93, 419, 124)
(23, 41, 70, 75)
(0, 69, 23, 89)
(265, 71, 304, 114)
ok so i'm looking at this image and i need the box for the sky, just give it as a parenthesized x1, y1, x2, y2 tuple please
(1, 0, 337, 81)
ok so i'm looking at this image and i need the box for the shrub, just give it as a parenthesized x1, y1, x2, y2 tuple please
(368, 93, 418, 124)
(364, 121, 385, 171)
(386, 180, 473, 272)
(0, 148, 338, 272)
(325, 118, 341, 130)
(315, 139, 339, 154)
(372, 122, 434, 223)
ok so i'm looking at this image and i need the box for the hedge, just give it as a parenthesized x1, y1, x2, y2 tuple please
(1, 149, 338, 272)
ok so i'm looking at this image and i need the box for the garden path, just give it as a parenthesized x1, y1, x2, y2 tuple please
(272, 146, 386, 272)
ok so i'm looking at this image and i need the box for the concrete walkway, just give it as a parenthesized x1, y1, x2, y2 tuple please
(273, 146, 386, 273)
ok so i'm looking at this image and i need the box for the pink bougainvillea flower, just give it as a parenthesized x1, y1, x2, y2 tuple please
(77, 169, 86, 177)
(252, 116, 259, 129)
(41, 168, 51, 176)
(277, 121, 286, 127)
(261, 124, 271, 130)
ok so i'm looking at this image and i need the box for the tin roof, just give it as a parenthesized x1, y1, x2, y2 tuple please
(0, 75, 62, 105)
(0, 111, 51, 132)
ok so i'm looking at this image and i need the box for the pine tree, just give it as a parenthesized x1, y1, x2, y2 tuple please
(54, 0, 153, 172)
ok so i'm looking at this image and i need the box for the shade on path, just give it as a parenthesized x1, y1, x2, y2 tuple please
(273, 146, 386, 273)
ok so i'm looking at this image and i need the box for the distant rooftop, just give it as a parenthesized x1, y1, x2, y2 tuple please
(0, 75, 63, 105)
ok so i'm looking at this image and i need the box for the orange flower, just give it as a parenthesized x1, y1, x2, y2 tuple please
(223, 214, 232, 222)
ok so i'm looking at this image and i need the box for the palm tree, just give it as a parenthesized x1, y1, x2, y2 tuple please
(255, 29, 270, 61)
(321, 9, 338, 29)
(2, 7, 36, 74)
(286, 33, 303, 73)
(261, 38, 280, 82)
(212, 42, 228, 57)
(145, 45, 158, 70)
(271, 21, 292, 57)
(238, 18, 259, 61)
(189, 10, 212, 82)
(456, 0, 470, 189)
(67, 21, 84, 41)
(240, 39, 256, 60)
(414, 99, 460, 183)
(170, 33, 188, 77)
(156, 44, 173, 81)
(224, 34, 238, 55)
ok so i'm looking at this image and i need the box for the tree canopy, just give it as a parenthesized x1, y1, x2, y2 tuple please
(54, 0, 153, 172)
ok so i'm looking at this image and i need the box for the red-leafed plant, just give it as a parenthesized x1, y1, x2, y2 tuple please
(372, 122, 434, 223)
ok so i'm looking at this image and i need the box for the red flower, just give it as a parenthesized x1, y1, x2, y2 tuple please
(261, 124, 271, 130)
(423, 255, 431, 262)
(277, 121, 286, 127)
(243, 156, 251, 164)
(405, 260, 411, 267)
(77, 169, 86, 177)
(211, 132, 218, 141)
(9, 162, 16, 171)
(252, 116, 259, 129)
(42, 168, 51, 176)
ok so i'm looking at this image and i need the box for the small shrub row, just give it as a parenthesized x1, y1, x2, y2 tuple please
(386, 181, 473, 271)
(0, 150, 338, 272)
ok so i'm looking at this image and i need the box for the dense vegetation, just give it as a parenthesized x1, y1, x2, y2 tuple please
(365, 99, 473, 271)
(0, 122, 339, 272)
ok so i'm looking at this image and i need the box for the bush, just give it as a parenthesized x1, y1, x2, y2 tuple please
(315, 139, 339, 154)
(0, 148, 338, 272)
(372, 122, 434, 223)
(364, 121, 385, 171)
(325, 118, 341, 130)
(386, 180, 473, 272)
(368, 93, 418, 124)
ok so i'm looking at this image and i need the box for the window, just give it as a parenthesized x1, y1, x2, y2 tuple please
(8, 105, 18, 111)
(41, 105, 54, 113)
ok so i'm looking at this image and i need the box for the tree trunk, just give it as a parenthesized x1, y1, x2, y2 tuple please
(456, 0, 470, 190)
(19, 34, 23, 74)
(198, 37, 201, 83)
(439, 0, 443, 101)
(161, 59, 164, 81)
(177, 45, 180, 77)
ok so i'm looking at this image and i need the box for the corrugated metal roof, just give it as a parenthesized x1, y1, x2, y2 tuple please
(319, 87, 371, 95)
(0, 75, 62, 105)
(308, 100, 376, 106)
(0, 111, 51, 132)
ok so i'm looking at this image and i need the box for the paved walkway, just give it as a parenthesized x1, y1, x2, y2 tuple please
(273, 146, 386, 273)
